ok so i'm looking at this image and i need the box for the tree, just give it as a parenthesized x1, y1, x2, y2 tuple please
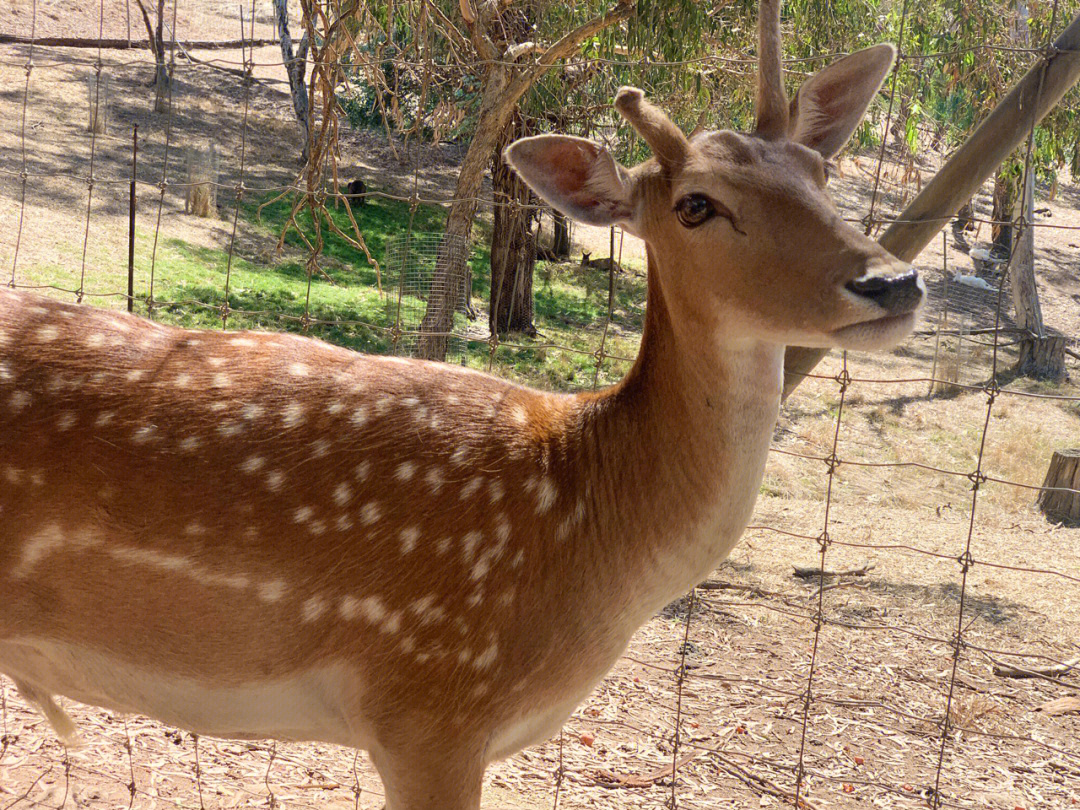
(413, 0, 635, 361)
(275, 0, 311, 161)
(133, 0, 170, 112)
(489, 111, 538, 336)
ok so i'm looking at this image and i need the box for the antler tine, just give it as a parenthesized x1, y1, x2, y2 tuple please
(754, 0, 788, 138)
(614, 86, 690, 173)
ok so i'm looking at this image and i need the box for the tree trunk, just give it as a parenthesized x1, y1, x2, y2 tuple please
(1038, 448, 1080, 522)
(1011, 170, 1043, 329)
(489, 114, 538, 336)
(991, 170, 1017, 255)
(274, 0, 309, 159)
(417, 66, 516, 360)
(550, 211, 571, 258)
(1017, 334, 1066, 381)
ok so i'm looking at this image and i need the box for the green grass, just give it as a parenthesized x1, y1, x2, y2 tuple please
(18, 187, 646, 392)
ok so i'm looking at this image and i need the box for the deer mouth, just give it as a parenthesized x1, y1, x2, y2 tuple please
(829, 309, 920, 350)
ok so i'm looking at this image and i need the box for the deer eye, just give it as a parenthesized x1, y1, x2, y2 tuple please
(674, 194, 715, 228)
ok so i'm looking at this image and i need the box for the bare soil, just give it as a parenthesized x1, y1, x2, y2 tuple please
(1, 9, 1079, 810)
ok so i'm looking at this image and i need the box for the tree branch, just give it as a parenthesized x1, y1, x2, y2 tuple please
(426, 0, 472, 55)
(535, 0, 634, 69)
(458, 0, 498, 61)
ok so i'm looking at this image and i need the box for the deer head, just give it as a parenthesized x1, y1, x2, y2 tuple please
(506, 0, 923, 353)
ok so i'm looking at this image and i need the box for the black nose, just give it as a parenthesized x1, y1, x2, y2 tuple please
(846, 269, 922, 313)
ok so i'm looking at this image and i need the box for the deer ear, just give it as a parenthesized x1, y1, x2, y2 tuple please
(504, 135, 637, 230)
(789, 44, 896, 160)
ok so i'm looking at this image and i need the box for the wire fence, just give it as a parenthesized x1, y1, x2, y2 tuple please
(1, 0, 1080, 808)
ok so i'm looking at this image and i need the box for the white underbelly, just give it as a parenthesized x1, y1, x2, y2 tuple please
(0, 639, 366, 747)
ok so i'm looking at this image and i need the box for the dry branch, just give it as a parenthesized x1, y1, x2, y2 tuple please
(792, 563, 876, 580)
(992, 657, 1078, 679)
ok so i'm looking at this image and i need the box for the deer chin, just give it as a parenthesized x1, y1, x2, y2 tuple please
(828, 310, 920, 351)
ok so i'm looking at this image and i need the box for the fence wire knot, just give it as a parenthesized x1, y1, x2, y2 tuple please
(967, 470, 987, 491)
(823, 453, 841, 474)
(23, 60, 33, 75)
(957, 549, 975, 572)
(816, 530, 830, 552)
(983, 378, 1001, 402)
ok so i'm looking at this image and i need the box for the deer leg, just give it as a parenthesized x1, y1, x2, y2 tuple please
(370, 743, 485, 810)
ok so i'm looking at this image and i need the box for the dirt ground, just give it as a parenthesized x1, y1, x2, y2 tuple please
(1, 12, 1080, 810)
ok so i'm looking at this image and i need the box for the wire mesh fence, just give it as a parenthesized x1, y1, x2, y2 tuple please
(1, 0, 1080, 809)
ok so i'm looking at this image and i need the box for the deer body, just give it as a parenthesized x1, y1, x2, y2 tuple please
(1, 3, 924, 806)
(0, 277, 778, 754)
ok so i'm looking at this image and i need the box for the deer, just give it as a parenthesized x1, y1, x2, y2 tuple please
(0, 2, 922, 807)
(579, 250, 623, 275)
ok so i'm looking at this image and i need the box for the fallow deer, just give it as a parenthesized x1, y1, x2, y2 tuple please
(0, 2, 922, 807)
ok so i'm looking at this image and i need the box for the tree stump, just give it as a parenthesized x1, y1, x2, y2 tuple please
(1017, 335, 1066, 381)
(1037, 449, 1080, 523)
(184, 142, 218, 218)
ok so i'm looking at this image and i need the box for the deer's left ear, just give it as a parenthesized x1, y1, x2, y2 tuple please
(504, 135, 640, 234)
(789, 44, 896, 160)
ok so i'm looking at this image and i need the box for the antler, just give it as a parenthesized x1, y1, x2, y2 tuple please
(754, 0, 788, 138)
(614, 86, 690, 173)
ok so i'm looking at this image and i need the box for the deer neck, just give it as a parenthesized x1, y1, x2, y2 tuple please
(577, 253, 784, 623)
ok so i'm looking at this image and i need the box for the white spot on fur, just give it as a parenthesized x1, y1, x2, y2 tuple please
(399, 526, 420, 554)
(126, 370, 145, 382)
(207, 357, 226, 368)
(470, 558, 490, 582)
(56, 412, 76, 431)
(184, 522, 206, 536)
(358, 596, 387, 624)
(535, 477, 557, 513)
(339, 595, 361, 620)
(450, 446, 469, 467)
(460, 476, 483, 500)
(395, 461, 416, 481)
(35, 325, 58, 342)
(257, 580, 288, 603)
(231, 337, 257, 348)
(9, 390, 30, 413)
(241, 455, 265, 473)
(333, 482, 352, 506)
(282, 403, 304, 427)
(436, 536, 452, 555)
(174, 373, 191, 388)
(335, 513, 353, 531)
(350, 403, 369, 426)
(4, 466, 22, 484)
(302, 595, 328, 622)
(288, 363, 309, 377)
(218, 422, 243, 437)
(473, 641, 498, 670)
(511, 404, 528, 425)
(265, 470, 285, 492)
(354, 460, 371, 481)
(211, 373, 230, 388)
(327, 400, 345, 415)
(311, 438, 330, 458)
(461, 531, 482, 563)
(360, 501, 380, 525)
(132, 425, 158, 444)
(293, 506, 314, 523)
(488, 479, 504, 503)
(425, 467, 444, 493)
(180, 436, 201, 453)
(242, 403, 265, 420)
(511, 550, 524, 569)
